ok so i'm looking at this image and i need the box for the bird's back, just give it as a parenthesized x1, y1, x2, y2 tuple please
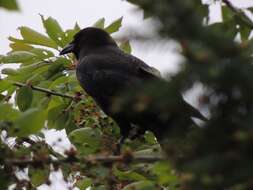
(76, 46, 160, 114)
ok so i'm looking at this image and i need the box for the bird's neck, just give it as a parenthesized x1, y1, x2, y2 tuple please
(78, 44, 118, 59)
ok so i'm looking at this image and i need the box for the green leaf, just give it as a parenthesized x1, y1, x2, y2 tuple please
(14, 108, 46, 137)
(49, 75, 69, 89)
(120, 40, 132, 54)
(9, 42, 33, 51)
(0, 51, 36, 63)
(1, 68, 19, 75)
(41, 15, 66, 47)
(47, 104, 74, 130)
(69, 127, 102, 155)
(18, 26, 57, 48)
(144, 131, 157, 145)
(75, 177, 92, 190)
(45, 57, 69, 79)
(16, 86, 33, 111)
(222, 6, 235, 22)
(134, 147, 161, 157)
(114, 167, 146, 181)
(0, 103, 20, 121)
(239, 25, 252, 42)
(122, 180, 156, 190)
(93, 17, 105, 29)
(29, 48, 54, 59)
(0, 94, 5, 102)
(0, 0, 19, 11)
(152, 161, 178, 186)
(0, 79, 12, 93)
(65, 28, 80, 44)
(30, 168, 49, 187)
(208, 21, 238, 40)
(105, 17, 123, 34)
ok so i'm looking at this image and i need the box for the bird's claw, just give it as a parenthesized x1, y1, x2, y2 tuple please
(114, 136, 125, 155)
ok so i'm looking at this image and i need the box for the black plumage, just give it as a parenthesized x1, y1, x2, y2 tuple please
(60, 27, 206, 146)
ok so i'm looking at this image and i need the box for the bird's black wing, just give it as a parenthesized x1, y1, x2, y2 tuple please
(133, 57, 207, 121)
(138, 64, 162, 79)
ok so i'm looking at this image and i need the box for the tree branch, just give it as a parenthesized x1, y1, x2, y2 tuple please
(5, 154, 165, 167)
(12, 81, 76, 100)
(222, 0, 253, 29)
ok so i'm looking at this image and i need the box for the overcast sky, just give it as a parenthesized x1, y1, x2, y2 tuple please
(1, 1, 253, 189)
(0, 0, 184, 74)
(1, 0, 253, 73)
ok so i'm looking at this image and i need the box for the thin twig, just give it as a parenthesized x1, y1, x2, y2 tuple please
(222, 0, 253, 29)
(12, 81, 75, 100)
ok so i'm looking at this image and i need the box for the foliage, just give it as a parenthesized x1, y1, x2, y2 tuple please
(0, 15, 170, 189)
(121, 0, 253, 189)
(0, 0, 19, 11)
(1, 0, 253, 189)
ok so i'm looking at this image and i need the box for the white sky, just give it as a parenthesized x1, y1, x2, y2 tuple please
(1, 0, 253, 73)
(0, 0, 183, 74)
(1, 1, 253, 189)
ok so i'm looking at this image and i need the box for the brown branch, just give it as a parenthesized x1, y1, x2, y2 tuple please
(222, 0, 253, 29)
(12, 81, 75, 100)
(86, 154, 165, 164)
(5, 154, 165, 167)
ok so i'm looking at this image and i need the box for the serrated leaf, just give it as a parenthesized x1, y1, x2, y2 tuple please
(29, 48, 54, 59)
(9, 36, 26, 43)
(16, 86, 33, 111)
(105, 17, 123, 34)
(18, 26, 57, 48)
(9, 42, 33, 51)
(14, 108, 46, 137)
(0, 51, 36, 64)
(41, 15, 66, 47)
(69, 127, 102, 155)
(120, 40, 132, 54)
(93, 17, 105, 29)
(0, 0, 19, 11)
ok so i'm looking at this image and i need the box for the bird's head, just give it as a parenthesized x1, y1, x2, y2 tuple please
(60, 27, 117, 59)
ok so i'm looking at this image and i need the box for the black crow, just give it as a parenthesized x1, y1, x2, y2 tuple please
(60, 27, 206, 148)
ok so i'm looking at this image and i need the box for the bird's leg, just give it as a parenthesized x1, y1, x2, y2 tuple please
(115, 135, 125, 155)
(114, 120, 132, 155)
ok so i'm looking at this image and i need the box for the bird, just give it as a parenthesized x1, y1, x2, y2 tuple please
(60, 27, 206, 151)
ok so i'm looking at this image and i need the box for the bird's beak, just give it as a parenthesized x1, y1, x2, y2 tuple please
(60, 43, 74, 55)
